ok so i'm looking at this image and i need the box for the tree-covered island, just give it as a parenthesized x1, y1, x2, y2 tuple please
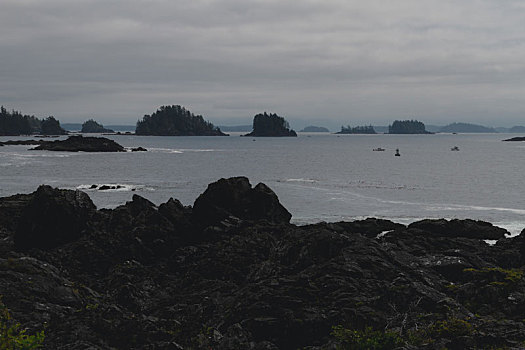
(135, 105, 227, 136)
(388, 119, 432, 134)
(0, 107, 67, 136)
(81, 119, 114, 133)
(244, 112, 297, 137)
(336, 125, 376, 134)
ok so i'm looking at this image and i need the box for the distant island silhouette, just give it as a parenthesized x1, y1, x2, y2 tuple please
(300, 126, 329, 132)
(439, 122, 497, 133)
(244, 112, 297, 137)
(135, 105, 227, 136)
(388, 120, 432, 134)
(336, 125, 376, 134)
(509, 126, 525, 133)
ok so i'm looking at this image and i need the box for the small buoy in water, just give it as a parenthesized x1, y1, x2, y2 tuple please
(395, 149, 400, 156)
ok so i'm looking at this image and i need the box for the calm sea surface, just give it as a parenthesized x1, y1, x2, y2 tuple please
(1, 132, 525, 234)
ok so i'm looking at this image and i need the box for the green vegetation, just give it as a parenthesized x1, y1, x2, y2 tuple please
(388, 120, 431, 134)
(331, 326, 403, 350)
(0, 298, 45, 349)
(426, 318, 473, 339)
(463, 267, 523, 287)
(337, 125, 376, 134)
(332, 317, 475, 349)
(244, 112, 297, 137)
(135, 105, 227, 136)
(81, 119, 114, 133)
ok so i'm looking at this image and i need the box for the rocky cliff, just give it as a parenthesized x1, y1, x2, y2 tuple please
(1, 177, 524, 349)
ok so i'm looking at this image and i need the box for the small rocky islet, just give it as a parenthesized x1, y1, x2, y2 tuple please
(1, 177, 525, 349)
(0, 135, 147, 152)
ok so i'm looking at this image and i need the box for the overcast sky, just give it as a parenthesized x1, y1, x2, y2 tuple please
(2, 0, 525, 128)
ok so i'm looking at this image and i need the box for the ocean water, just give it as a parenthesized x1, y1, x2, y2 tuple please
(1, 132, 525, 235)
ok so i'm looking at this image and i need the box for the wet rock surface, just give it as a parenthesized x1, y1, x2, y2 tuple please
(1, 177, 525, 349)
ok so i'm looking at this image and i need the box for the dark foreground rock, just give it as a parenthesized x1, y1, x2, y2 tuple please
(1, 177, 525, 349)
(32, 135, 126, 152)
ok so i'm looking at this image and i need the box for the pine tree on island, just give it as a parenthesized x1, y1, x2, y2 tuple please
(135, 105, 227, 136)
(244, 112, 297, 137)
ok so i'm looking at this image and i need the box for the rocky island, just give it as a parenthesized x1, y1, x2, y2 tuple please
(81, 119, 114, 133)
(503, 136, 525, 142)
(135, 105, 227, 136)
(32, 135, 126, 152)
(1, 177, 525, 349)
(244, 112, 297, 137)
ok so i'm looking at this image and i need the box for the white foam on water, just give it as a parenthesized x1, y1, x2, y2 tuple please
(179, 149, 217, 152)
(76, 184, 154, 192)
(282, 178, 317, 183)
(148, 148, 217, 154)
(148, 148, 183, 154)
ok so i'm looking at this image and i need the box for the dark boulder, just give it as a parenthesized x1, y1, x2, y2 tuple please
(131, 147, 147, 152)
(192, 177, 291, 227)
(14, 185, 96, 250)
(408, 219, 508, 240)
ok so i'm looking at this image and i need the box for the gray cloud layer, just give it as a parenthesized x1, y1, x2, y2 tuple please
(2, 0, 525, 126)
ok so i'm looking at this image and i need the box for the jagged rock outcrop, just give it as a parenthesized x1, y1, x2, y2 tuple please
(192, 176, 291, 228)
(408, 218, 508, 240)
(1, 178, 525, 349)
(14, 185, 96, 250)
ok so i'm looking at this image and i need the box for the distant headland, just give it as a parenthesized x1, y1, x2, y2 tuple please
(81, 119, 114, 133)
(439, 122, 497, 133)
